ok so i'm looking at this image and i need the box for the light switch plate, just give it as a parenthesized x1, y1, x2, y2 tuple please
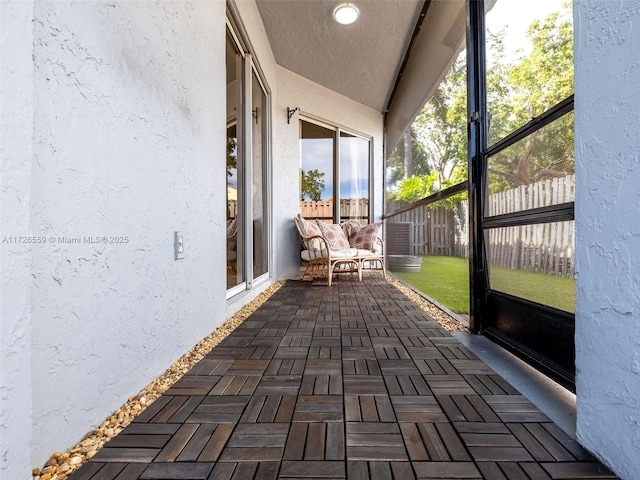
(174, 231, 184, 260)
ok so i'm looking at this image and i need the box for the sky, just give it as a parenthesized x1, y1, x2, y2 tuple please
(301, 136, 369, 201)
(487, 0, 569, 60)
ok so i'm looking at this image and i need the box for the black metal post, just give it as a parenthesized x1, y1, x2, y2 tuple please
(465, 0, 488, 332)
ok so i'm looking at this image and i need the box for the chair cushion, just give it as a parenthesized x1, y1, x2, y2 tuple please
(348, 221, 382, 253)
(296, 214, 322, 238)
(316, 221, 351, 250)
(301, 248, 357, 261)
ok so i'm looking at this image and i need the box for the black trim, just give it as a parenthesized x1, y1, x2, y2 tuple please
(484, 327, 575, 392)
(483, 202, 574, 229)
(486, 95, 574, 157)
(466, 0, 489, 333)
(384, 181, 468, 218)
(488, 289, 575, 325)
(385, 1, 432, 113)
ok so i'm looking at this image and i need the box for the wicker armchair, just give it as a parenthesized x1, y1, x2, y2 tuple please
(343, 220, 386, 279)
(294, 215, 360, 286)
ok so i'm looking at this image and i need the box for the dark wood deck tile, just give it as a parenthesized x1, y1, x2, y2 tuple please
(467, 446, 534, 462)
(218, 446, 284, 462)
(304, 359, 341, 374)
(131, 397, 172, 424)
(68, 279, 618, 480)
(325, 422, 345, 460)
(106, 434, 171, 449)
(541, 423, 596, 461)
(451, 395, 484, 422)
(343, 358, 380, 375)
(265, 358, 306, 376)
(412, 462, 482, 479)
(154, 423, 199, 462)
(453, 422, 511, 434)
(541, 462, 618, 479)
(254, 375, 302, 395)
(168, 396, 204, 423)
(500, 462, 537, 480)
(391, 396, 448, 423)
(435, 423, 470, 461)
(342, 347, 376, 360)
(283, 422, 307, 460)
(85, 463, 127, 480)
(120, 424, 181, 435)
(112, 463, 148, 480)
(279, 460, 346, 478)
(519, 462, 554, 479)
(465, 394, 501, 422)
(475, 462, 509, 480)
(343, 375, 387, 395)
(524, 423, 576, 461)
(138, 462, 213, 479)
(506, 423, 556, 462)
(67, 462, 105, 480)
(198, 423, 234, 462)
(391, 461, 416, 480)
(90, 448, 160, 463)
(379, 359, 420, 375)
(294, 395, 343, 422)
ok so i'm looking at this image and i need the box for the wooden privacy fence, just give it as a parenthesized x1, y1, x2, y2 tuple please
(300, 198, 369, 222)
(387, 175, 575, 278)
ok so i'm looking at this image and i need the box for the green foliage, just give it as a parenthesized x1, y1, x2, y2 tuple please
(394, 256, 470, 314)
(386, 125, 432, 187)
(488, 5, 574, 191)
(300, 169, 326, 201)
(393, 171, 440, 204)
(394, 255, 576, 314)
(227, 137, 237, 178)
(391, 3, 575, 200)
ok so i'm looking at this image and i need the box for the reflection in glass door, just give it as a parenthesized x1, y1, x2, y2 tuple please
(226, 31, 244, 290)
(252, 70, 268, 280)
(340, 131, 370, 224)
(300, 121, 335, 223)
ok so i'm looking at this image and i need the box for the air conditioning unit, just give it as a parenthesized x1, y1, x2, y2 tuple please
(386, 222, 414, 255)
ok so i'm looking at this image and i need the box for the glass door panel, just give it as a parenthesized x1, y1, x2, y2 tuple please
(339, 132, 370, 224)
(251, 70, 268, 279)
(226, 30, 244, 290)
(300, 120, 335, 223)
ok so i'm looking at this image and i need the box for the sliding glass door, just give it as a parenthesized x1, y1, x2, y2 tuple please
(226, 23, 270, 296)
(299, 118, 371, 224)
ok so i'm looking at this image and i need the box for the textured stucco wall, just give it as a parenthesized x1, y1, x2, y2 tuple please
(27, 0, 227, 467)
(1, 2, 35, 479)
(575, 1, 640, 479)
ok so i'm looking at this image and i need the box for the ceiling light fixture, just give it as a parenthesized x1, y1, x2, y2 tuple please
(333, 3, 359, 25)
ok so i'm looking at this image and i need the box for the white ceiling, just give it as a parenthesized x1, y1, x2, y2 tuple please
(256, 0, 425, 112)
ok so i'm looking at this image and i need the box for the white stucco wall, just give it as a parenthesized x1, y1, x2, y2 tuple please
(25, 0, 227, 469)
(1, 1, 384, 476)
(1, 2, 35, 479)
(575, 1, 640, 479)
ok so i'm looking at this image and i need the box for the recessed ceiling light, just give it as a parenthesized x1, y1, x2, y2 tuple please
(333, 3, 359, 25)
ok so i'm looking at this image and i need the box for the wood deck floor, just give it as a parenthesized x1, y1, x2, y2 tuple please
(68, 278, 617, 480)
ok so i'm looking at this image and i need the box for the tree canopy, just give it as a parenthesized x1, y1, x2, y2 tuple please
(388, 3, 574, 206)
(300, 169, 326, 201)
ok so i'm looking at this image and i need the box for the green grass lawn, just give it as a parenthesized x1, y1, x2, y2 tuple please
(393, 256, 576, 314)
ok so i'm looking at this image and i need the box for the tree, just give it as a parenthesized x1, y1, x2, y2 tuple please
(386, 126, 432, 188)
(389, 3, 574, 204)
(227, 137, 237, 178)
(488, 5, 574, 191)
(300, 169, 325, 201)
